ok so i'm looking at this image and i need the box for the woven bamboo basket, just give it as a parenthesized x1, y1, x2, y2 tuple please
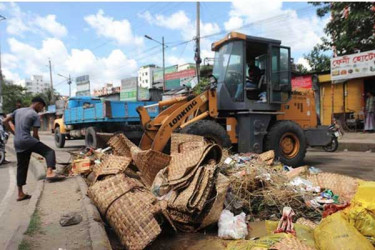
(107, 133, 133, 157)
(131, 148, 171, 187)
(88, 174, 163, 250)
(88, 174, 144, 215)
(170, 133, 208, 155)
(92, 155, 132, 183)
(106, 190, 162, 250)
(168, 144, 222, 183)
(307, 172, 359, 202)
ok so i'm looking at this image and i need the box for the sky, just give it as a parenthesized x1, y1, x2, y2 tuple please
(0, 1, 329, 96)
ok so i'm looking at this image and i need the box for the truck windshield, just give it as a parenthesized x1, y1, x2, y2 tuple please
(213, 40, 244, 101)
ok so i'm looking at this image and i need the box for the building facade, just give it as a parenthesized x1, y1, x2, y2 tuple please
(93, 83, 120, 97)
(138, 64, 158, 89)
(25, 75, 50, 94)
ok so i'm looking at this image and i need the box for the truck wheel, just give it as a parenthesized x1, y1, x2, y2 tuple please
(85, 127, 98, 149)
(55, 126, 65, 148)
(180, 120, 231, 148)
(265, 121, 306, 167)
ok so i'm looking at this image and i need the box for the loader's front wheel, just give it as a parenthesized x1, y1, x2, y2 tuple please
(180, 120, 231, 148)
(265, 121, 306, 167)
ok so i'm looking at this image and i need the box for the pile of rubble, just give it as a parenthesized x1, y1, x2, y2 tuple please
(69, 133, 375, 250)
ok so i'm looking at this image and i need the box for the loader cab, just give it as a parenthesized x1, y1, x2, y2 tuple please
(211, 32, 292, 112)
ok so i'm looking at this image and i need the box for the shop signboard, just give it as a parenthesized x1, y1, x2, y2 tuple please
(165, 69, 196, 90)
(331, 50, 375, 81)
(291, 75, 312, 91)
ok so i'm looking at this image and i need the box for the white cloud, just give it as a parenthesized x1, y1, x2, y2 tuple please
(224, 16, 244, 31)
(5, 2, 68, 37)
(0, 3, 5, 10)
(139, 10, 220, 41)
(34, 15, 68, 38)
(224, 0, 328, 53)
(166, 55, 187, 66)
(85, 9, 143, 46)
(139, 10, 220, 65)
(297, 57, 312, 71)
(5, 38, 138, 96)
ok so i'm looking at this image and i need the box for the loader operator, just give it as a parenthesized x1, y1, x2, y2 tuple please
(235, 59, 262, 101)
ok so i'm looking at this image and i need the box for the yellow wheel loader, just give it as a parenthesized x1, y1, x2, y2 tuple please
(137, 32, 332, 166)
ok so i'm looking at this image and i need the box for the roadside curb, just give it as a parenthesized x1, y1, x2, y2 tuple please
(338, 142, 375, 152)
(76, 175, 112, 250)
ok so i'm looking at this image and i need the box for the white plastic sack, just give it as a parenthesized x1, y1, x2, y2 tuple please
(218, 209, 248, 240)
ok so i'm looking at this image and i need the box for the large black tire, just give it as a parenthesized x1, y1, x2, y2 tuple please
(54, 126, 65, 148)
(85, 127, 99, 149)
(180, 120, 231, 148)
(322, 137, 339, 152)
(265, 121, 306, 167)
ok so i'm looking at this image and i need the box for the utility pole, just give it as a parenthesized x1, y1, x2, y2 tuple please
(68, 74, 72, 97)
(162, 36, 165, 91)
(48, 58, 55, 104)
(0, 15, 6, 113)
(195, 2, 201, 84)
(144, 35, 167, 91)
(58, 73, 72, 97)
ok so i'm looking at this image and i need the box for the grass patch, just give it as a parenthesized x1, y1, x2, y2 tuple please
(24, 210, 42, 236)
(18, 239, 31, 250)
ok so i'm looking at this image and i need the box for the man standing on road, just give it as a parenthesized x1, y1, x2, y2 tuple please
(3, 97, 65, 201)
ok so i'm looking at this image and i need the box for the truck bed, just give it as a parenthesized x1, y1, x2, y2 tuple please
(64, 100, 158, 125)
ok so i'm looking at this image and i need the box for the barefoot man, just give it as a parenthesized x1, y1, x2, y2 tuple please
(3, 97, 65, 201)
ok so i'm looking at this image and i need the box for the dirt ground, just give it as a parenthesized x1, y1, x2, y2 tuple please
(22, 177, 91, 250)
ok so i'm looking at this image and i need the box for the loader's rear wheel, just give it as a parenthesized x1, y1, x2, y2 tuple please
(265, 121, 306, 167)
(180, 120, 231, 148)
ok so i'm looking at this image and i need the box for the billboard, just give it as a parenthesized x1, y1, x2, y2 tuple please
(331, 50, 375, 81)
(153, 65, 178, 83)
(121, 77, 137, 101)
(165, 69, 196, 90)
(76, 75, 90, 96)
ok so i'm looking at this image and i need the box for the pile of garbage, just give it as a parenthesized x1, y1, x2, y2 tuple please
(68, 133, 375, 250)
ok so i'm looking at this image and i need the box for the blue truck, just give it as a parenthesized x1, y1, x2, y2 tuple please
(53, 96, 158, 148)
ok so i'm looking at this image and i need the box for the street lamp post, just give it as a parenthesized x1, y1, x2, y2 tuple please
(144, 35, 166, 91)
(0, 15, 6, 113)
(58, 73, 72, 97)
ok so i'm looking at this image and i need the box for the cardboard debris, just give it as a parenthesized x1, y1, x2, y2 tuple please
(71, 157, 92, 175)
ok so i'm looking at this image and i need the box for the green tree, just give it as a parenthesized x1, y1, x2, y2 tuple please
(2, 84, 33, 114)
(304, 44, 331, 73)
(312, 2, 375, 55)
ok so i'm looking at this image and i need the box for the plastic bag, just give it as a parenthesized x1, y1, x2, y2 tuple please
(344, 181, 375, 237)
(218, 209, 248, 240)
(314, 212, 373, 250)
